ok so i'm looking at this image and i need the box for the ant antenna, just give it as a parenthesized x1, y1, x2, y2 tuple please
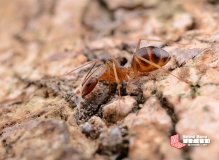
(65, 59, 98, 76)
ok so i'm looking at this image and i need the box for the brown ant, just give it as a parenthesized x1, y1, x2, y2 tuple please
(66, 38, 188, 100)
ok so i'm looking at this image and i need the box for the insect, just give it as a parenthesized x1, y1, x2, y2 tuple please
(66, 38, 188, 99)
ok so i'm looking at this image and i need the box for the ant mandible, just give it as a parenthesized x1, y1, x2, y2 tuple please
(66, 38, 187, 99)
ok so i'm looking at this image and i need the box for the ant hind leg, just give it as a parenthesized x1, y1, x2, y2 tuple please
(134, 55, 190, 84)
(136, 38, 169, 51)
(136, 38, 191, 51)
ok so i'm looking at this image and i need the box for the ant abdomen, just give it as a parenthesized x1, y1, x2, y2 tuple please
(133, 46, 171, 72)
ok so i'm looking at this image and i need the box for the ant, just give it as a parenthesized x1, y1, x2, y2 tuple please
(66, 38, 188, 100)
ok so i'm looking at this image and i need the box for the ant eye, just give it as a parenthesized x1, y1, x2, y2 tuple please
(86, 82, 91, 87)
(82, 77, 98, 98)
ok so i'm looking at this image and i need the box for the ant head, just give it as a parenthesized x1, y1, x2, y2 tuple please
(81, 77, 98, 98)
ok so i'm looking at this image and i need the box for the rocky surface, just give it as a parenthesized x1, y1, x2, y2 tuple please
(1, 0, 219, 159)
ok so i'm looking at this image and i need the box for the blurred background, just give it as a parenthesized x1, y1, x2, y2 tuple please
(1, 0, 219, 160)
(0, 0, 218, 80)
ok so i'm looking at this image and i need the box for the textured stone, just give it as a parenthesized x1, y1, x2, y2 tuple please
(0, 119, 96, 159)
(176, 96, 219, 160)
(172, 13, 194, 32)
(103, 96, 137, 123)
(124, 97, 172, 133)
(129, 126, 182, 160)
(81, 116, 107, 139)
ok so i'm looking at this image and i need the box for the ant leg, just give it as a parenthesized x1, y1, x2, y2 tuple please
(134, 55, 190, 84)
(105, 61, 121, 99)
(109, 55, 120, 66)
(110, 55, 129, 81)
(131, 55, 139, 77)
(112, 62, 121, 106)
(136, 38, 169, 51)
(106, 64, 112, 98)
(136, 38, 190, 51)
